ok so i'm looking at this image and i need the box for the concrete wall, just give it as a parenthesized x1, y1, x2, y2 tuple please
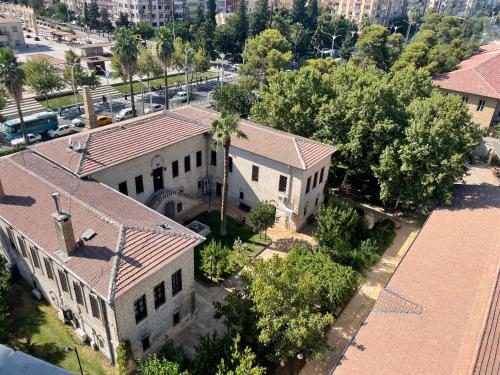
(113, 247, 195, 357)
(443, 90, 500, 129)
(0, 219, 117, 362)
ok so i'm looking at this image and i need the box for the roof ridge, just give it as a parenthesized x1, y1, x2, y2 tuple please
(163, 110, 210, 129)
(75, 133, 91, 175)
(293, 137, 307, 169)
(124, 224, 204, 241)
(472, 55, 500, 96)
(108, 225, 126, 303)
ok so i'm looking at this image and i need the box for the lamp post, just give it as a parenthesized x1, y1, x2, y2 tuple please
(183, 47, 195, 104)
(390, 24, 401, 33)
(324, 28, 344, 58)
(70, 62, 79, 112)
(214, 50, 230, 89)
(65, 346, 83, 375)
(95, 65, 113, 121)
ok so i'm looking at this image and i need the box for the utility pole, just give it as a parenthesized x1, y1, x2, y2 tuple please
(184, 47, 194, 104)
(324, 28, 344, 58)
(214, 50, 230, 89)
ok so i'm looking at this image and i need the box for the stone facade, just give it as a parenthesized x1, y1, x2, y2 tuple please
(0, 16, 26, 48)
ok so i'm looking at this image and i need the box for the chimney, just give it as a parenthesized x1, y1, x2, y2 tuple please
(51, 192, 77, 256)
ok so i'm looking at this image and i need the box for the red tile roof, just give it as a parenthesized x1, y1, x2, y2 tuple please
(333, 177, 500, 375)
(433, 47, 500, 100)
(32, 112, 209, 177)
(0, 152, 203, 301)
(172, 106, 337, 169)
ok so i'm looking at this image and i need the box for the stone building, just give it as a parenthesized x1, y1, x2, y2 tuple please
(0, 15, 26, 48)
(433, 44, 500, 129)
(0, 151, 203, 362)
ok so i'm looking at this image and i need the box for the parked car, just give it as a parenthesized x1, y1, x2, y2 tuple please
(144, 104, 164, 114)
(10, 133, 42, 146)
(114, 108, 134, 122)
(72, 115, 85, 127)
(97, 115, 112, 126)
(172, 91, 188, 102)
(47, 124, 74, 138)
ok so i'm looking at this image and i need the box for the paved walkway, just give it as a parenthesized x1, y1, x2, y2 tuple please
(300, 222, 420, 375)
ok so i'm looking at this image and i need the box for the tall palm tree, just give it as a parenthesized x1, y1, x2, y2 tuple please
(0, 48, 29, 145)
(113, 27, 139, 117)
(211, 114, 247, 236)
(405, 6, 419, 43)
(154, 26, 175, 110)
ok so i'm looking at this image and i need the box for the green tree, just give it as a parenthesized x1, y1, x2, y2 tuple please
(154, 26, 175, 109)
(0, 256, 12, 344)
(0, 86, 7, 115)
(292, 0, 306, 24)
(249, 201, 276, 241)
(0, 48, 28, 145)
(87, 1, 100, 31)
(234, 0, 248, 50)
(83, 2, 90, 28)
(211, 115, 247, 235)
(241, 29, 292, 83)
(201, 240, 231, 280)
(307, 0, 318, 29)
(249, 0, 269, 36)
(191, 332, 231, 375)
(207, 0, 217, 27)
(115, 12, 130, 28)
(23, 57, 63, 107)
(244, 245, 357, 365)
(53, 2, 69, 22)
(135, 21, 155, 40)
(352, 24, 393, 70)
(99, 7, 114, 33)
(216, 335, 266, 375)
(62, 49, 99, 101)
(389, 65, 432, 107)
(113, 27, 139, 116)
(137, 45, 163, 103)
(139, 354, 184, 375)
(116, 340, 133, 375)
(212, 78, 257, 117)
(214, 15, 241, 55)
(374, 92, 482, 211)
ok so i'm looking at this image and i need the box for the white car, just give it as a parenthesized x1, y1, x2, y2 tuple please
(72, 115, 85, 127)
(47, 124, 74, 138)
(172, 91, 188, 102)
(10, 133, 42, 146)
(114, 108, 134, 122)
(144, 104, 164, 114)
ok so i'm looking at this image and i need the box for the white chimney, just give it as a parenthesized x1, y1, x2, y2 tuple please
(51, 192, 76, 256)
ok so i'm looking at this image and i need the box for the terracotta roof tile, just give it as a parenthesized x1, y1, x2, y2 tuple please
(173, 106, 336, 169)
(0, 152, 203, 301)
(334, 178, 500, 375)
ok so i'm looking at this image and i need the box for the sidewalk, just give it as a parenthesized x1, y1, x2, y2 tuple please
(299, 222, 420, 375)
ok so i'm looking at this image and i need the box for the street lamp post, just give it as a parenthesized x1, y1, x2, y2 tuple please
(214, 50, 230, 89)
(96, 66, 114, 121)
(390, 24, 401, 33)
(324, 28, 344, 58)
(65, 346, 83, 375)
(183, 47, 195, 104)
(70, 63, 79, 112)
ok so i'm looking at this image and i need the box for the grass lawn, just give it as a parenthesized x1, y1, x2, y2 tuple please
(190, 211, 271, 283)
(43, 93, 83, 109)
(8, 283, 116, 375)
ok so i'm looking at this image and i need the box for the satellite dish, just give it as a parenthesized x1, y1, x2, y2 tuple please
(68, 138, 81, 152)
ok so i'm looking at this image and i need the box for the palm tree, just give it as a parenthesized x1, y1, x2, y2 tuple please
(154, 26, 175, 110)
(211, 114, 247, 236)
(113, 27, 139, 117)
(405, 6, 419, 43)
(0, 48, 28, 145)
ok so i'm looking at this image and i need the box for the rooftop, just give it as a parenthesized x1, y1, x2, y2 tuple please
(0, 16, 22, 24)
(33, 108, 336, 176)
(173, 106, 337, 169)
(0, 151, 203, 301)
(333, 170, 500, 375)
(433, 44, 500, 99)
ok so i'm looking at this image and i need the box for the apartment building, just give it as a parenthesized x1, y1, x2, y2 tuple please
(0, 16, 25, 48)
(433, 44, 500, 129)
(0, 151, 203, 362)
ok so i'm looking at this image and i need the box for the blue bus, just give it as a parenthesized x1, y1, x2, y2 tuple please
(2, 111, 59, 140)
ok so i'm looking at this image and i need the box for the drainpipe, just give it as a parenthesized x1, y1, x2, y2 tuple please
(99, 298, 116, 365)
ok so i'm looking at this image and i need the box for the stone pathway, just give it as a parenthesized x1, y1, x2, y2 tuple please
(300, 222, 420, 375)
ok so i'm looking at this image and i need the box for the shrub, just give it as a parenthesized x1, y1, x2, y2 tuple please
(160, 339, 190, 371)
(249, 201, 276, 241)
(117, 340, 133, 375)
(201, 240, 231, 281)
(370, 219, 396, 250)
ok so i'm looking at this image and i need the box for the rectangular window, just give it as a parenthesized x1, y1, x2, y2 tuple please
(6, 227, 15, 247)
(313, 172, 318, 189)
(172, 269, 182, 296)
(58, 269, 69, 292)
(118, 181, 128, 195)
(73, 282, 84, 305)
(134, 295, 148, 323)
(173, 311, 180, 326)
(44, 258, 54, 280)
(154, 281, 166, 309)
(477, 99, 486, 111)
(306, 177, 311, 194)
(462, 96, 469, 103)
(278, 175, 287, 192)
(319, 167, 325, 184)
(228, 157, 233, 173)
(89, 294, 100, 319)
(210, 150, 217, 166)
(18, 237, 27, 257)
(135, 175, 144, 194)
(172, 160, 179, 178)
(196, 150, 202, 167)
(30, 247, 40, 269)
(177, 202, 183, 212)
(251, 165, 259, 182)
(142, 336, 150, 351)
(239, 191, 244, 200)
(184, 155, 191, 172)
(315, 197, 319, 207)
(304, 206, 307, 216)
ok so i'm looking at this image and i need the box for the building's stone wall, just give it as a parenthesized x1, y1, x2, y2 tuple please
(113, 247, 195, 357)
